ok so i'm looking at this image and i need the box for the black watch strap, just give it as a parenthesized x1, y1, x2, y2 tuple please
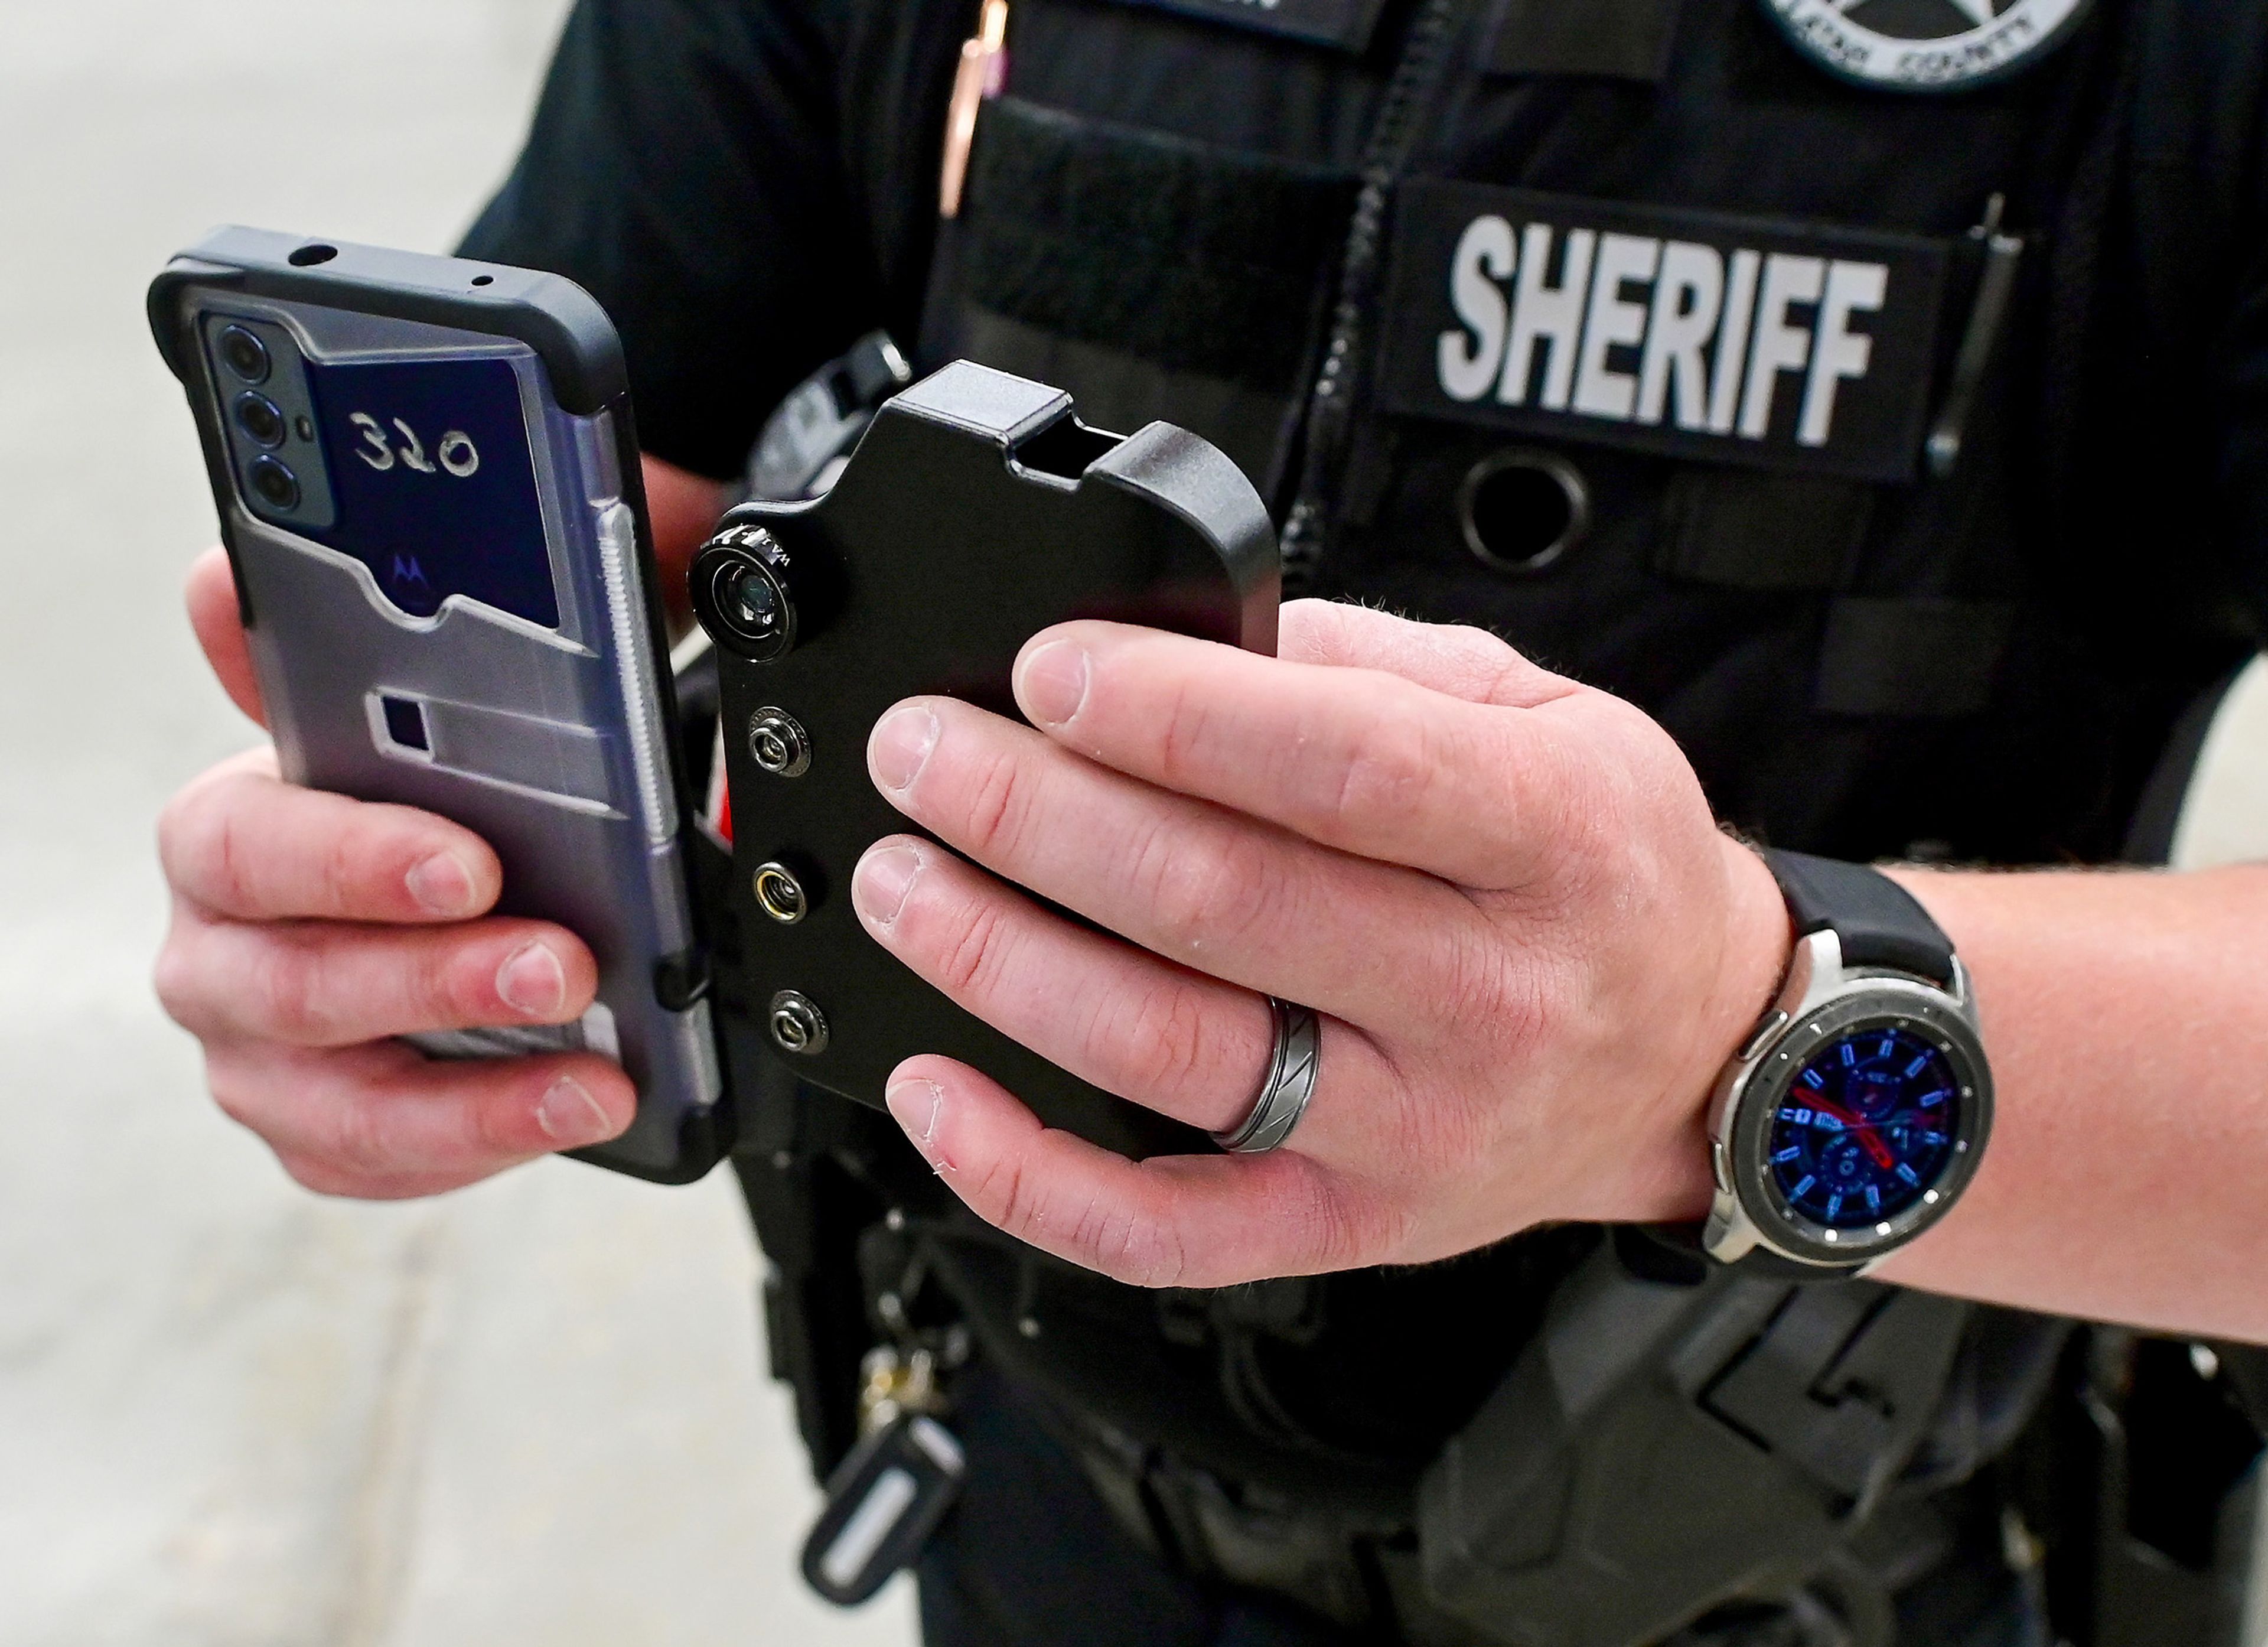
(1761, 850, 1955, 987)
(1622, 1223, 1864, 1284)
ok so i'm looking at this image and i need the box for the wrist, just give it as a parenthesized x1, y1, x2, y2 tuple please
(1615, 835, 1793, 1224)
(1698, 834, 1800, 1127)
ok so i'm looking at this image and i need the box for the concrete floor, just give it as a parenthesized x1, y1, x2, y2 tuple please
(4, 4, 2267, 1645)
(0, 4, 911, 1643)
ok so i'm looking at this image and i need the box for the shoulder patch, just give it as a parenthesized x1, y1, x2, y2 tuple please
(1761, 0, 2091, 93)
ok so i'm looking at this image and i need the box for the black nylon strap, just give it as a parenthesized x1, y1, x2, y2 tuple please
(1620, 1223, 1864, 1283)
(1763, 849, 1956, 987)
(1654, 472, 1871, 591)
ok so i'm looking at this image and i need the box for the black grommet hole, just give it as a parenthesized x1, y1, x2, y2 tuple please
(1459, 449, 1590, 575)
(471, 275, 494, 287)
(288, 243, 339, 267)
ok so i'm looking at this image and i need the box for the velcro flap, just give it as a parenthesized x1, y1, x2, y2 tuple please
(1487, 0, 1685, 82)
(963, 97, 1356, 393)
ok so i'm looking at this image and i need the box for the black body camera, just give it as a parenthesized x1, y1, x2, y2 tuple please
(695, 361, 1280, 1159)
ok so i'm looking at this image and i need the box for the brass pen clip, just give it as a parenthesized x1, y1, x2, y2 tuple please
(940, 0, 1010, 219)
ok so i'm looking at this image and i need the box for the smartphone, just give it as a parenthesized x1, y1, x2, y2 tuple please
(149, 227, 726, 1183)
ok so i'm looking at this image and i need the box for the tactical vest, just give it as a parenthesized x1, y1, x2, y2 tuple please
(728, 1, 2268, 1641)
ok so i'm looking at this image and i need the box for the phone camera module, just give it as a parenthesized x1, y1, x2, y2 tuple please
(247, 455, 301, 512)
(234, 392, 287, 448)
(219, 325, 271, 384)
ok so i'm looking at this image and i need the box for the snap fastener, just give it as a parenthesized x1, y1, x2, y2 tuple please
(1458, 448, 1590, 575)
(748, 708, 812, 777)
(753, 862, 810, 925)
(769, 990, 830, 1055)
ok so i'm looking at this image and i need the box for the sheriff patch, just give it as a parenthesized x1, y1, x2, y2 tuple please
(1762, 0, 2091, 94)
(1375, 183, 1950, 483)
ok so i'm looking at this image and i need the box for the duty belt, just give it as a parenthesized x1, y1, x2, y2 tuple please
(1005, 1233, 2047, 1647)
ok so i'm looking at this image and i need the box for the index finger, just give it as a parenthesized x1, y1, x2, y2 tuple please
(1009, 620, 1592, 890)
(159, 749, 502, 923)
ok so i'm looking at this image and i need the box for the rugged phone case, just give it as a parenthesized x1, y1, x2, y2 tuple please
(699, 362, 1279, 1160)
(149, 227, 726, 1183)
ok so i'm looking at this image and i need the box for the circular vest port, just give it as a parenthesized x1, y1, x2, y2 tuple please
(1458, 448, 1591, 575)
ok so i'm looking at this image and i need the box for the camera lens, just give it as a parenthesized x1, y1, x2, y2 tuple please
(219, 325, 270, 383)
(705, 553, 793, 659)
(234, 392, 286, 448)
(729, 566, 783, 636)
(690, 526, 830, 663)
(247, 455, 300, 512)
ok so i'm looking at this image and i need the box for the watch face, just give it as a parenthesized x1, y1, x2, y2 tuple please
(1726, 989, 1990, 1265)
(1768, 1024, 1961, 1229)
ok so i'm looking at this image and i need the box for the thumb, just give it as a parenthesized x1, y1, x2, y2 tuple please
(187, 546, 266, 728)
(1275, 597, 1566, 709)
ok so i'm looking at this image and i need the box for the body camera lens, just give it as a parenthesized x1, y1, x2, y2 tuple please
(247, 455, 300, 512)
(691, 528, 801, 662)
(731, 566, 783, 635)
(219, 325, 271, 383)
(234, 392, 286, 448)
(689, 525, 839, 664)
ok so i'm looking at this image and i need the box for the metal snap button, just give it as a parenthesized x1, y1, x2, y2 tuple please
(769, 990, 830, 1055)
(748, 708, 812, 777)
(753, 862, 810, 925)
(1458, 448, 1591, 575)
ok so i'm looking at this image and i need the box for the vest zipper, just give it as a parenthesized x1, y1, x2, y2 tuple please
(1279, 0, 1472, 593)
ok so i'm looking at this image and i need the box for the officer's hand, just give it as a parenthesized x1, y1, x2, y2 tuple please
(153, 548, 634, 1198)
(852, 600, 1793, 1287)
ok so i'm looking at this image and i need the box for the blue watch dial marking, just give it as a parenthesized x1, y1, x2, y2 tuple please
(1768, 1025, 1961, 1229)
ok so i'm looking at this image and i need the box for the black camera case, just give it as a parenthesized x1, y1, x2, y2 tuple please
(695, 362, 1280, 1159)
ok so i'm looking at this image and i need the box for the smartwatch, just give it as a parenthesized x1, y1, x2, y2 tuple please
(1704, 851, 1993, 1277)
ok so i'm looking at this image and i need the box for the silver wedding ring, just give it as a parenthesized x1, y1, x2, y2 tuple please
(1211, 997, 1321, 1154)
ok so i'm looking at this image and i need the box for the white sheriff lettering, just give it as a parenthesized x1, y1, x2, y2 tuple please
(1434, 214, 1890, 451)
(1503, 223, 1595, 410)
(1439, 215, 1515, 402)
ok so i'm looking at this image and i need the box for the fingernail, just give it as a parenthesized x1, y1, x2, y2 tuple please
(496, 941, 567, 1018)
(406, 850, 478, 916)
(869, 705, 940, 792)
(1017, 640, 1089, 727)
(536, 1076, 618, 1146)
(855, 845, 923, 927)
(887, 1079, 943, 1148)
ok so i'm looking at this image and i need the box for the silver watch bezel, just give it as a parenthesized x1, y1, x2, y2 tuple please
(1704, 930, 1993, 1274)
